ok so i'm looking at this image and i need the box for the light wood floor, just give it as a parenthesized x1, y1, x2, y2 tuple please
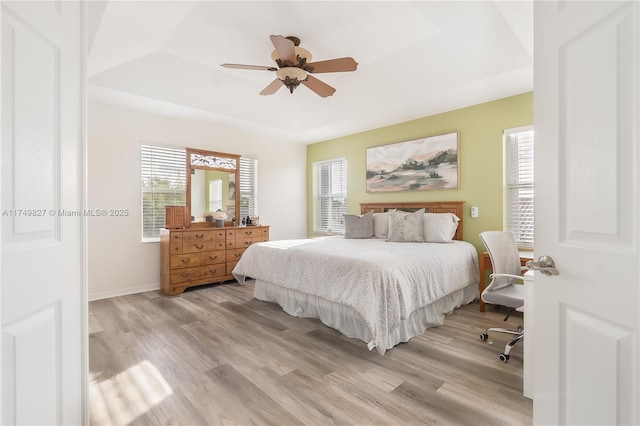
(89, 281, 532, 425)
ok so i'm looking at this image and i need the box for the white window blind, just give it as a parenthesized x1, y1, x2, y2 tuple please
(313, 158, 347, 234)
(239, 157, 258, 219)
(504, 126, 534, 249)
(140, 145, 186, 240)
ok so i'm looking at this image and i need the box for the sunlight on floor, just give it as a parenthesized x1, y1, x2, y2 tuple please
(90, 360, 173, 424)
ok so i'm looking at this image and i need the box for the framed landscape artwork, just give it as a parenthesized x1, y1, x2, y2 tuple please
(366, 132, 459, 193)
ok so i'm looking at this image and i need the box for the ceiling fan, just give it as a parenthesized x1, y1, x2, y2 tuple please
(221, 35, 358, 98)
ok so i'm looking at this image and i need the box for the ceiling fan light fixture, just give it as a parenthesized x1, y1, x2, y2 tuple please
(270, 47, 312, 63)
(223, 34, 356, 97)
(276, 67, 308, 93)
(295, 47, 312, 62)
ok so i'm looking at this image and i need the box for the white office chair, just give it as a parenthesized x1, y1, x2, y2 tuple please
(479, 231, 526, 362)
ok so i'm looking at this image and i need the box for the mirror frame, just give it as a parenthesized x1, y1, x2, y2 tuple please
(186, 147, 241, 228)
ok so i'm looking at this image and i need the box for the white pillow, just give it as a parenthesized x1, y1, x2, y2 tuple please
(387, 209, 425, 242)
(372, 210, 395, 238)
(423, 213, 460, 242)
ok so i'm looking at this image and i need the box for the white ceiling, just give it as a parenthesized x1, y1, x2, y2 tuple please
(87, 1, 533, 145)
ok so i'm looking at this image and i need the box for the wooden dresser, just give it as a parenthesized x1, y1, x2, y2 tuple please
(160, 225, 269, 295)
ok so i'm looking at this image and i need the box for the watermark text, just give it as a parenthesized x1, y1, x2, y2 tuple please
(2, 209, 129, 217)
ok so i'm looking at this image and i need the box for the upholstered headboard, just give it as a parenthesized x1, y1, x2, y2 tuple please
(360, 201, 465, 241)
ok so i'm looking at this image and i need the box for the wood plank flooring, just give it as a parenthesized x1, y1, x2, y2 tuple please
(89, 281, 532, 425)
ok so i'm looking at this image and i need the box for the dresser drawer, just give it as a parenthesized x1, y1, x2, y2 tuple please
(170, 233, 183, 253)
(170, 266, 200, 284)
(237, 228, 260, 239)
(225, 238, 237, 249)
(200, 264, 225, 280)
(200, 250, 225, 265)
(226, 248, 245, 262)
(183, 240, 223, 253)
(236, 238, 257, 248)
(170, 253, 199, 269)
(184, 230, 217, 244)
(260, 227, 269, 241)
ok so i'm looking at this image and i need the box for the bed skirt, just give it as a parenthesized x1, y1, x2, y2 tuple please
(254, 279, 477, 355)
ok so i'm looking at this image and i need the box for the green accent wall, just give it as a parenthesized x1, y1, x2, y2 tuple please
(306, 92, 533, 252)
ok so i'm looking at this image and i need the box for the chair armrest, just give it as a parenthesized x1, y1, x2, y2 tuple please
(490, 272, 526, 282)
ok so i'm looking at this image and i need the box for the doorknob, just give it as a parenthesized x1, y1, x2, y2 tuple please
(526, 255, 559, 276)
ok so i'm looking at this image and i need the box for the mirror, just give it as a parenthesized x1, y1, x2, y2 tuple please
(186, 148, 240, 227)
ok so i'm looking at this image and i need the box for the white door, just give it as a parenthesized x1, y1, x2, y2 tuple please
(1, 1, 86, 424)
(533, 1, 639, 424)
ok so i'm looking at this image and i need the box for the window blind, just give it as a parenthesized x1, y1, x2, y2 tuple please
(504, 126, 534, 249)
(140, 145, 186, 240)
(313, 158, 347, 234)
(208, 178, 223, 212)
(239, 156, 258, 219)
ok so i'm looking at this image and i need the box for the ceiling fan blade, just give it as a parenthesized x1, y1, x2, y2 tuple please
(269, 35, 296, 63)
(308, 57, 358, 73)
(221, 63, 277, 71)
(259, 78, 284, 96)
(302, 75, 336, 98)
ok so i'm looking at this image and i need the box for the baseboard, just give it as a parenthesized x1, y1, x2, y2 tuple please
(89, 282, 160, 301)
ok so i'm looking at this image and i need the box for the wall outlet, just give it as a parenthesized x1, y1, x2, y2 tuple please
(470, 206, 479, 218)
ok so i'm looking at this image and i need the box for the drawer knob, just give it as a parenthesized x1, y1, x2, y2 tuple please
(209, 255, 218, 260)
(181, 258, 191, 264)
(181, 272, 191, 277)
(195, 244, 204, 249)
(208, 269, 217, 274)
(245, 231, 252, 235)
(195, 233, 204, 239)
(234, 253, 241, 258)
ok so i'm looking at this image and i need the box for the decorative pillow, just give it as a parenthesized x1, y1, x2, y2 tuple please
(423, 213, 460, 242)
(373, 210, 395, 238)
(387, 209, 425, 242)
(344, 210, 374, 239)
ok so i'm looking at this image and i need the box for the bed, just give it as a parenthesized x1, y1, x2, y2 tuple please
(232, 201, 479, 355)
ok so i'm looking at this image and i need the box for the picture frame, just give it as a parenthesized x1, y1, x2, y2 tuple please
(366, 132, 459, 192)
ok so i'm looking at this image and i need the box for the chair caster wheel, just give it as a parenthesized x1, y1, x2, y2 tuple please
(499, 353, 510, 362)
(480, 332, 488, 341)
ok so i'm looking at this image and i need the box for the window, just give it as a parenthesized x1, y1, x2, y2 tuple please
(239, 156, 258, 219)
(140, 145, 186, 240)
(504, 126, 534, 249)
(313, 158, 347, 234)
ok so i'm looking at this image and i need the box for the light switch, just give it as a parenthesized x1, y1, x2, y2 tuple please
(471, 206, 479, 218)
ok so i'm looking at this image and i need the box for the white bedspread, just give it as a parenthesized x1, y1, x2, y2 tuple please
(233, 237, 479, 352)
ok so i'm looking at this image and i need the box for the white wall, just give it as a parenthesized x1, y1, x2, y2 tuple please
(88, 102, 307, 300)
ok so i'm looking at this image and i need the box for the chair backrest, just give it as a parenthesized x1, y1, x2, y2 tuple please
(479, 231, 523, 293)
